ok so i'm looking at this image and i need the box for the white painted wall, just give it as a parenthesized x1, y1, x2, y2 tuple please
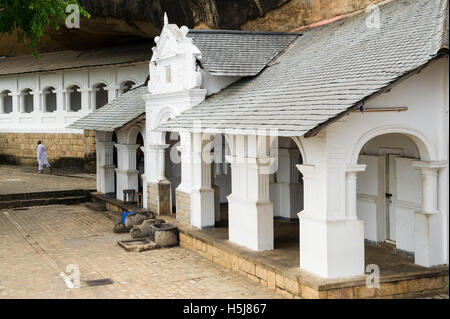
(200, 70, 241, 96)
(0, 63, 148, 133)
(296, 56, 449, 277)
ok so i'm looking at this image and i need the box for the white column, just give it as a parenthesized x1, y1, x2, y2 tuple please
(0, 93, 3, 114)
(345, 164, 367, 220)
(297, 161, 365, 278)
(148, 144, 170, 182)
(273, 148, 303, 219)
(55, 88, 64, 112)
(80, 88, 91, 112)
(10, 92, 20, 114)
(226, 134, 275, 251)
(141, 146, 148, 209)
(114, 143, 140, 201)
(31, 91, 40, 113)
(190, 133, 215, 229)
(107, 85, 119, 102)
(412, 160, 447, 267)
(96, 141, 115, 194)
(90, 87, 96, 111)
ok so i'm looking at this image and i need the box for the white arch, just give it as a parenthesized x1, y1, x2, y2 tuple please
(291, 136, 307, 164)
(66, 82, 82, 91)
(125, 125, 145, 145)
(42, 86, 57, 112)
(156, 107, 176, 127)
(20, 88, 34, 113)
(66, 84, 82, 112)
(92, 81, 109, 88)
(350, 125, 437, 164)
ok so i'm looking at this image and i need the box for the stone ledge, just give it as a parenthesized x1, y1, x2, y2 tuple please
(162, 214, 449, 299)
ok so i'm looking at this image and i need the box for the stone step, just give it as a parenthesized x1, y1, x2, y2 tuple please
(0, 189, 94, 201)
(84, 201, 106, 212)
(0, 195, 90, 209)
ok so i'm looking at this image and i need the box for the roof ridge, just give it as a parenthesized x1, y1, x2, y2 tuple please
(188, 29, 301, 36)
(291, 0, 397, 32)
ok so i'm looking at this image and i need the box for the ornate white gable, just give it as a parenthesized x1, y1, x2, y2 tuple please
(148, 14, 203, 94)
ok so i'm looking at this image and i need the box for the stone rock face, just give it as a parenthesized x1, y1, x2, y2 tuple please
(1, 0, 384, 56)
(241, 0, 384, 32)
(130, 218, 166, 239)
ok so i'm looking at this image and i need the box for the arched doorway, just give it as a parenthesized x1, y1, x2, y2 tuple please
(212, 134, 232, 227)
(165, 131, 181, 213)
(269, 136, 304, 254)
(43, 87, 57, 113)
(21, 88, 34, 113)
(67, 85, 81, 112)
(0, 90, 12, 114)
(356, 133, 423, 256)
(137, 132, 145, 193)
(94, 83, 108, 109)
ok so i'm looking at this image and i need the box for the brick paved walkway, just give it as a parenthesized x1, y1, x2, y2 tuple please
(0, 204, 282, 299)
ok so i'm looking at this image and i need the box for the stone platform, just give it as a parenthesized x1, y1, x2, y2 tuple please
(83, 194, 449, 299)
(161, 209, 449, 299)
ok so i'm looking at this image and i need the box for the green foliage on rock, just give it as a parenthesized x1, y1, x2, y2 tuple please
(0, 0, 90, 57)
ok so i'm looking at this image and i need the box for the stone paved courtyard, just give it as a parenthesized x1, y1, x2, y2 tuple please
(0, 165, 96, 195)
(0, 204, 283, 299)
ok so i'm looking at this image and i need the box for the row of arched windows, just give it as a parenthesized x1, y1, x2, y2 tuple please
(0, 81, 136, 114)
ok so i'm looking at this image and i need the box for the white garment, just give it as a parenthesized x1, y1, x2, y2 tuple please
(37, 144, 50, 170)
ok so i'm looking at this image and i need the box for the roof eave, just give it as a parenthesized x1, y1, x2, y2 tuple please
(304, 53, 449, 138)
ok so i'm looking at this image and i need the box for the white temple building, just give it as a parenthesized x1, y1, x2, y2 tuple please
(0, 43, 150, 166)
(70, 0, 449, 281)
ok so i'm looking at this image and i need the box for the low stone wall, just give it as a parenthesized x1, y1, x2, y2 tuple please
(176, 189, 191, 225)
(178, 229, 449, 299)
(0, 130, 96, 171)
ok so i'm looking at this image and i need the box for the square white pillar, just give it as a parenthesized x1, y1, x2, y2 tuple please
(190, 133, 215, 229)
(96, 141, 115, 194)
(114, 143, 140, 201)
(297, 163, 365, 278)
(412, 160, 447, 267)
(227, 155, 275, 251)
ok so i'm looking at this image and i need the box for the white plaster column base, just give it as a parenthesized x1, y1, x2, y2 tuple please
(414, 210, 443, 267)
(142, 174, 148, 209)
(115, 169, 139, 201)
(228, 195, 274, 251)
(97, 164, 115, 194)
(191, 187, 215, 229)
(299, 214, 364, 278)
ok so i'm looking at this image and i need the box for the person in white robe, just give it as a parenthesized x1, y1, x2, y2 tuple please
(37, 140, 53, 174)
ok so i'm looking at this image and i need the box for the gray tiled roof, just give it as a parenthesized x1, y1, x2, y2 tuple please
(158, 0, 449, 137)
(188, 30, 300, 76)
(0, 43, 152, 77)
(68, 86, 147, 131)
(1, 30, 298, 78)
(65, 30, 300, 131)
